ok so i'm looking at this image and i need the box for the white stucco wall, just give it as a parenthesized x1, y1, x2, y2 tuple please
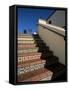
(47, 10, 65, 28)
(37, 24, 65, 65)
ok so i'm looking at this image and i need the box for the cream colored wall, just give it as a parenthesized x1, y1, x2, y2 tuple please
(37, 25, 65, 65)
(47, 11, 65, 28)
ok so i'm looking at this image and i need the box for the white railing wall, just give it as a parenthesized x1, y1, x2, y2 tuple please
(37, 21, 65, 65)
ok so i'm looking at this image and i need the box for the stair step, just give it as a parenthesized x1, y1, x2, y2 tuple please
(38, 46, 49, 52)
(18, 34, 32, 37)
(35, 39, 43, 42)
(18, 59, 46, 74)
(36, 42, 46, 46)
(18, 40, 35, 44)
(33, 34, 40, 38)
(18, 68, 53, 82)
(35, 40, 44, 44)
(41, 51, 53, 58)
(18, 59, 46, 67)
(46, 56, 59, 66)
(18, 44, 36, 49)
(36, 44, 46, 47)
(18, 37, 34, 41)
(47, 63, 65, 80)
(34, 38, 42, 40)
(18, 52, 42, 62)
(18, 47, 38, 50)
(18, 47, 39, 54)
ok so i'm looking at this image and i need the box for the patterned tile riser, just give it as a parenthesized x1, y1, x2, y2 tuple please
(18, 54, 41, 62)
(18, 63, 45, 75)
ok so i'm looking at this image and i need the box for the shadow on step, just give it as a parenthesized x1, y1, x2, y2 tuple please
(45, 63, 67, 82)
(33, 34, 67, 82)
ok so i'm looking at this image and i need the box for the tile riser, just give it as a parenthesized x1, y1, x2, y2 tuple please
(18, 54, 41, 63)
(18, 60, 46, 68)
(18, 63, 45, 75)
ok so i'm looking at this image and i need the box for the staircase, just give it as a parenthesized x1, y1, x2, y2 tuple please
(17, 34, 65, 82)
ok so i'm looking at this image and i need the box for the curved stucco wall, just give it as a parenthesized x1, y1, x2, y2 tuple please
(37, 24, 65, 65)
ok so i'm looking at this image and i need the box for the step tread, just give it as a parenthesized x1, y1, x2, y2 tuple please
(41, 51, 53, 58)
(18, 46, 38, 50)
(18, 47, 39, 51)
(38, 47, 49, 51)
(18, 34, 32, 36)
(46, 56, 58, 61)
(18, 52, 41, 57)
(39, 46, 49, 49)
(47, 63, 65, 72)
(18, 47, 38, 50)
(18, 47, 39, 54)
(18, 68, 53, 82)
(18, 44, 36, 48)
(18, 40, 35, 43)
(18, 59, 46, 67)
(45, 56, 59, 66)
(18, 43, 36, 45)
(18, 37, 34, 40)
(18, 40, 35, 41)
(18, 40, 35, 42)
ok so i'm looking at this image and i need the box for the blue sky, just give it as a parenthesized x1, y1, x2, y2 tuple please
(17, 8, 55, 33)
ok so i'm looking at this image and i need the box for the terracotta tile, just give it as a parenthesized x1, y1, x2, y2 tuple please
(18, 68, 53, 82)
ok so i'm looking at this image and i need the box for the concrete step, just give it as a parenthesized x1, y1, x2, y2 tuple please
(41, 51, 53, 58)
(18, 44, 36, 49)
(38, 46, 49, 52)
(33, 34, 40, 38)
(45, 56, 59, 67)
(35, 40, 44, 44)
(17, 40, 35, 44)
(46, 63, 65, 80)
(18, 47, 39, 54)
(18, 34, 32, 37)
(17, 68, 53, 82)
(17, 37, 34, 41)
(36, 44, 47, 47)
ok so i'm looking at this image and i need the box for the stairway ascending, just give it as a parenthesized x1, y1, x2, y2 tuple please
(17, 34, 65, 82)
